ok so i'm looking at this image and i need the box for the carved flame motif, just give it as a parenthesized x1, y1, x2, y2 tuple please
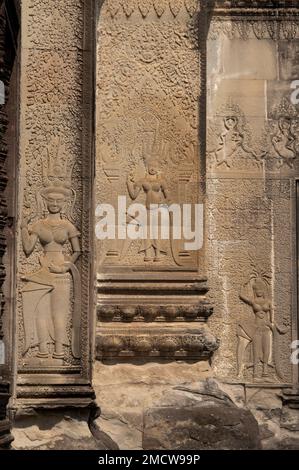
(169, 0, 183, 17)
(106, 0, 122, 18)
(184, 0, 198, 17)
(42, 136, 73, 188)
(123, 0, 136, 17)
(138, 0, 151, 18)
(153, 0, 167, 18)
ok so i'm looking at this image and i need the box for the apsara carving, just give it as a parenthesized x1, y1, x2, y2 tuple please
(21, 137, 81, 362)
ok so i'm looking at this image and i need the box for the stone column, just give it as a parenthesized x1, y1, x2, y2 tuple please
(13, 0, 95, 407)
(206, 0, 299, 397)
(0, 0, 19, 448)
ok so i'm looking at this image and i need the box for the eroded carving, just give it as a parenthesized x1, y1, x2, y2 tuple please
(268, 97, 299, 170)
(208, 102, 266, 171)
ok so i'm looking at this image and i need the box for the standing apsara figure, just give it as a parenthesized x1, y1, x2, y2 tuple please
(237, 276, 286, 380)
(126, 158, 169, 262)
(21, 184, 81, 360)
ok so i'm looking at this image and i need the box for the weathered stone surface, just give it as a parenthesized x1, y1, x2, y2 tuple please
(143, 404, 260, 450)
(12, 408, 106, 450)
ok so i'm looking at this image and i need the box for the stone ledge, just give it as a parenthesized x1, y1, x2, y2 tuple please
(96, 324, 219, 360)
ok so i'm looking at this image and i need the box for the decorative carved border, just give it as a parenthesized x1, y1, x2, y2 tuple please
(98, 303, 213, 322)
(207, 0, 299, 39)
(97, 326, 219, 360)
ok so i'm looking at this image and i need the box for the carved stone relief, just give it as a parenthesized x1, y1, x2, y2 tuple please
(20, 138, 81, 364)
(96, 9, 202, 269)
(267, 97, 299, 170)
(96, 2, 218, 363)
(237, 264, 288, 382)
(15, 0, 94, 404)
(207, 101, 266, 172)
(105, 0, 199, 19)
(208, 97, 299, 173)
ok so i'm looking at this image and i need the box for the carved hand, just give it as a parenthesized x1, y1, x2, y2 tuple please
(21, 217, 30, 229)
(128, 173, 135, 183)
(48, 262, 71, 274)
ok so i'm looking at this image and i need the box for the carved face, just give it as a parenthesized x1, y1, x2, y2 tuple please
(147, 160, 159, 176)
(253, 280, 266, 298)
(225, 117, 238, 130)
(46, 193, 66, 214)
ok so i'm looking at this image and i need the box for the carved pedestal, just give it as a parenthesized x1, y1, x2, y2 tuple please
(97, 272, 219, 360)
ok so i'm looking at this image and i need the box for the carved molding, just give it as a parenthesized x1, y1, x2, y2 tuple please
(98, 303, 213, 322)
(208, 19, 299, 40)
(104, 0, 199, 19)
(97, 326, 219, 359)
(207, 0, 299, 15)
(207, 0, 299, 39)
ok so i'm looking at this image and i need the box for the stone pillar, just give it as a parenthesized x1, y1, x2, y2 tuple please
(206, 1, 299, 391)
(95, 1, 219, 362)
(13, 0, 95, 407)
(0, 0, 19, 448)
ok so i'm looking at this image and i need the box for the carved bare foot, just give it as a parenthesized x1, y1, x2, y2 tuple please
(144, 257, 152, 262)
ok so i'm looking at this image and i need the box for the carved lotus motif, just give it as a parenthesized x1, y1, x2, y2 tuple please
(132, 336, 152, 354)
(181, 306, 199, 320)
(121, 307, 137, 322)
(140, 306, 159, 322)
(101, 336, 124, 353)
(157, 336, 178, 355)
(98, 306, 116, 322)
(138, 0, 151, 18)
(106, 0, 122, 18)
(153, 0, 167, 17)
(183, 335, 204, 353)
(162, 306, 178, 321)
